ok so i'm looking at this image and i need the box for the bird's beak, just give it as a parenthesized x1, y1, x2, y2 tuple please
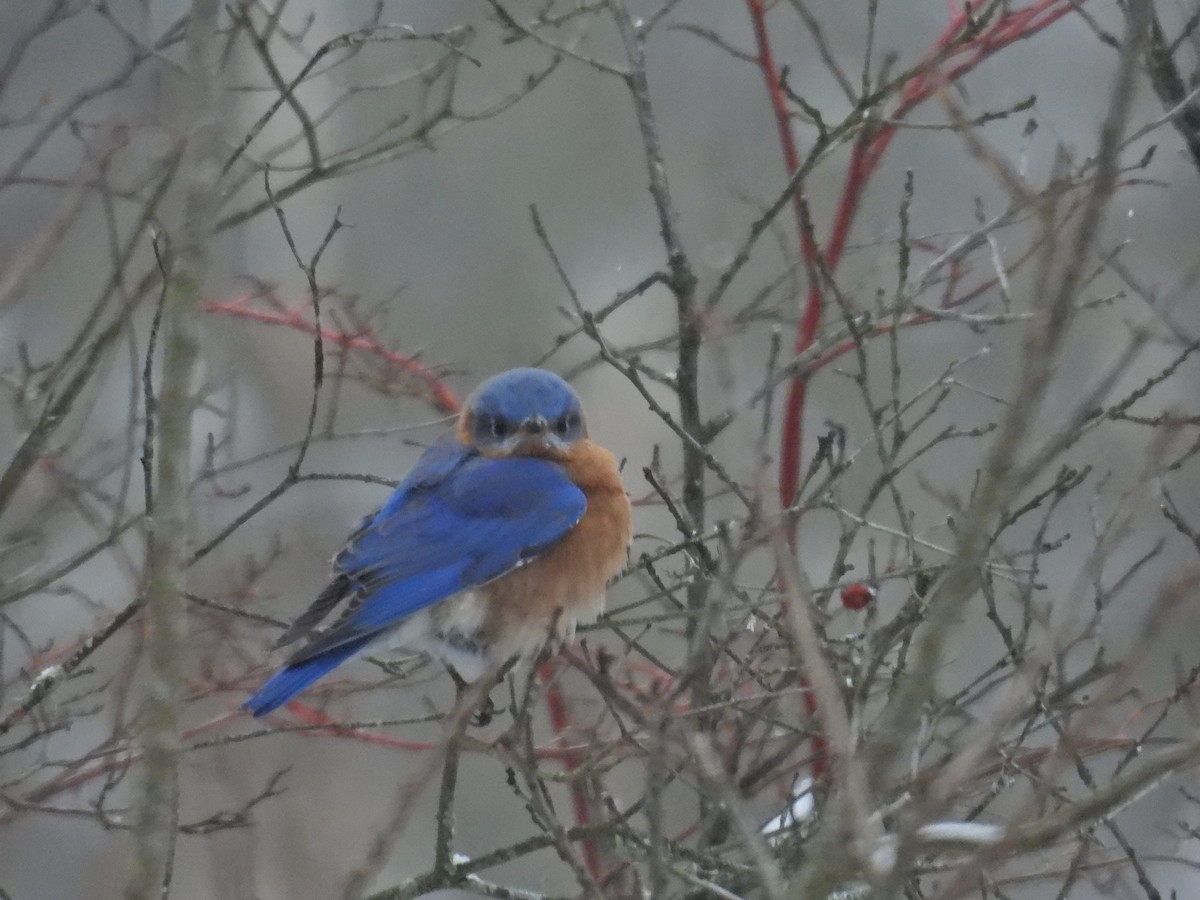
(520, 415, 550, 437)
(514, 416, 563, 455)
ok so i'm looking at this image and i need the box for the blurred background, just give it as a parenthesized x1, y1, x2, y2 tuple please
(3, 1, 1200, 897)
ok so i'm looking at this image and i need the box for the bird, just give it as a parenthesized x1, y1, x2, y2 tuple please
(243, 367, 632, 718)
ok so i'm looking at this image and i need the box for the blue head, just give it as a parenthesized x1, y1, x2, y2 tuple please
(459, 368, 587, 457)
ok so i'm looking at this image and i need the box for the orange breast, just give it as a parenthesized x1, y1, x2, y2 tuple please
(480, 440, 631, 648)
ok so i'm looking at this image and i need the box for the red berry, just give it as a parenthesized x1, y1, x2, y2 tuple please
(840, 582, 876, 611)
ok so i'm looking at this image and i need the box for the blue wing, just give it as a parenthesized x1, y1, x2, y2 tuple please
(243, 437, 586, 717)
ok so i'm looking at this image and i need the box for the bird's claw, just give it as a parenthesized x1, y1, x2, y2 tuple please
(470, 694, 501, 727)
(448, 664, 504, 726)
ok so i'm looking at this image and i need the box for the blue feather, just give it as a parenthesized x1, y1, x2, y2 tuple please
(468, 368, 581, 424)
(242, 635, 373, 717)
(243, 433, 587, 716)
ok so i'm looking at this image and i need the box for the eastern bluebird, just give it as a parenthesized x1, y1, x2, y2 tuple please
(243, 367, 632, 717)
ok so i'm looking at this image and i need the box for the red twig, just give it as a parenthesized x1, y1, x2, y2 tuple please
(0, 706, 240, 826)
(539, 658, 604, 882)
(279, 700, 441, 751)
(211, 295, 605, 873)
(204, 295, 462, 415)
(745, 0, 822, 518)
(746, 0, 1077, 785)
(759, 0, 1074, 511)
(0, 675, 615, 827)
(273, 697, 600, 761)
(745, 0, 830, 786)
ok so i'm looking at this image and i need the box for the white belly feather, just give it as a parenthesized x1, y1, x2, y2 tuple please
(383, 587, 607, 682)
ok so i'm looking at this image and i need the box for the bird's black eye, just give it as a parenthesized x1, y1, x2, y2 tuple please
(491, 418, 510, 438)
(556, 412, 582, 437)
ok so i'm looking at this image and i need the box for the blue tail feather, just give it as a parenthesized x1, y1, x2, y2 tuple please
(242, 637, 373, 717)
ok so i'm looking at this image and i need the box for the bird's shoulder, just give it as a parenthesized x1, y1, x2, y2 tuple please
(374, 434, 578, 517)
